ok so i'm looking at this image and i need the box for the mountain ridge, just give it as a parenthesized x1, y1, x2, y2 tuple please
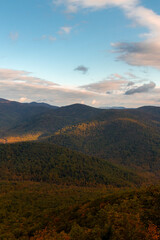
(0, 98, 160, 178)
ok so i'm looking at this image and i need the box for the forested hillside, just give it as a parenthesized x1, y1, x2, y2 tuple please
(1, 182, 159, 240)
(1, 99, 160, 176)
(0, 98, 58, 138)
(1, 99, 160, 143)
(0, 142, 142, 187)
(33, 185, 160, 240)
(0, 100, 160, 239)
(47, 117, 160, 173)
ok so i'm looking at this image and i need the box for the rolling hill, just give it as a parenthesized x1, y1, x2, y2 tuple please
(46, 114, 160, 173)
(0, 98, 58, 138)
(0, 141, 143, 187)
(0, 99, 160, 239)
(0, 100, 103, 140)
(0, 99, 160, 176)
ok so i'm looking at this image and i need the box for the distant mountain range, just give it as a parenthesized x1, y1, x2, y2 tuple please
(0, 98, 160, 184)
(100, 106, 126, 109)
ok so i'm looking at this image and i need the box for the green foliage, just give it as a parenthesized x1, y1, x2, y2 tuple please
(0, 181, 110, 239)
(1, 101, 160, 177)
(48, 118, 160, 173)
(31, 184, 160, 240)
(0, 142, 142, 187)
(0, 102, 101, 138)
(0, 101, 160, 240)
(1, 182, 160, 240)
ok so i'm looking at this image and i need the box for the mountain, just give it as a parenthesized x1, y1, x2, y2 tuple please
(0, 98, 12, 103)
(0, 141, 142, 187)
(29, 101, 59, 109)
(0, 99, 160, 239)
(138, 106, 160, 121)
(1, 99, 160, 141)
(0, 99, 160, 175)
(0, 102, 104, 141)
(100, 106, 126, 109)
(0, 98, 59, 139)
(47, 116, 160, 173)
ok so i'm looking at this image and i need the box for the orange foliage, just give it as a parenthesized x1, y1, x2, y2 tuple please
(31, 227, 70, 240)
(147, 223, 160, 240)
(0, 132, 42, 144)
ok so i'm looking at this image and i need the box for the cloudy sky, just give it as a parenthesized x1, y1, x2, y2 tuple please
(0, 0, 160, 107)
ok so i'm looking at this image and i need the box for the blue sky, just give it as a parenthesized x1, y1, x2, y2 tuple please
(0, 0, 160, 107)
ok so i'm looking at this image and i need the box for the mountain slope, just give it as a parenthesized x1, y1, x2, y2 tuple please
(10, 104, 104, 135)
(0, 141, 143, 187)
(43, 185, 160, 240)
(0, 99, 59, 137)
(1, 99, 160, 174)
(47, 117, 160, 173)
(0, 102, 104, 139)
(0, 99, 160, 140)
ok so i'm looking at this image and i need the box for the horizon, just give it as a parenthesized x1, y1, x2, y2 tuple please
(0, 96, 159, 109)
(1, 0, 160, 107)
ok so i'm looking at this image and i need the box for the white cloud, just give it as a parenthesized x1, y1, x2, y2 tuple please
(80, 74, 128, 94)
(58, 26, 72, 35)
(112, 4, 160, 69)
(125, 6, 160, 38)
(19, 97, 30, 103)
(92, 99, 97, 105)
(0, 69, 59, 87)
(0, 68, 159, 108)
(81, 79, 126, 94)
(53, 0, 160, 69)
(112, 40, 160, 69)
(41, 35, 57, 42)
(53, 0, 137, 12)
(49, 36, 57, 41)
(0, 68, 96, 106)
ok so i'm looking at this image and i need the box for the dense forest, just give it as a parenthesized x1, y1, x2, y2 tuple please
(47, 118, 160, 173)
(0, 142, 142, 187)
(0, 99, 160, 239)
(0, 182, 160, 239)
(33, 184, 160, 240)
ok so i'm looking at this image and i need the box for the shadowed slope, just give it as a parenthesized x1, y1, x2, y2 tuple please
(0, 141, 143, 187)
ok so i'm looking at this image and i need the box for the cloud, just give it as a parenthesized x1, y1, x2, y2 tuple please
(111, 5, 160, 69)
(40, 35, 56, 42)
(112, 41, 160, 69)
(127, 81, 135, 86)
(49, 36, 57, 41)
(125, 72, 138, 79)
(80, 77, 127, 93)
(112, 73, 124, 79)
(53, 0, 160, 69)
(19, 97, 29, 103)
(10, 32, 19, 41)
(53, 0, 138, 12)
(58, 26, 72, 35)
(125, 81, 156, 95)
(0, 68, 159, 108)
(92, 99, 97, 105)
(0, 68, 96, 106)
(74, 65, 88, 74)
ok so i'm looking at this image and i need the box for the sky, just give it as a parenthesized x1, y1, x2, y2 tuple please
(0, 0, 160, 107)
